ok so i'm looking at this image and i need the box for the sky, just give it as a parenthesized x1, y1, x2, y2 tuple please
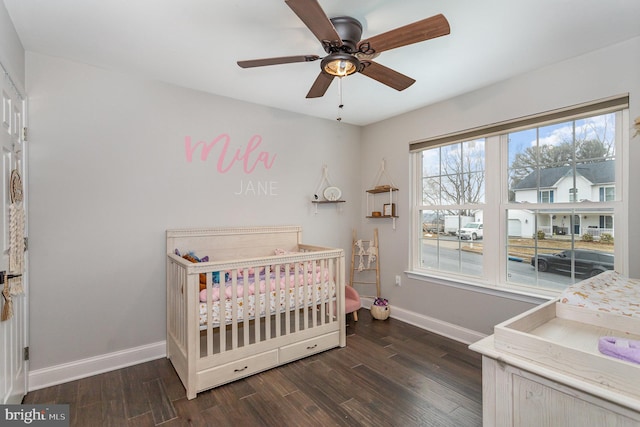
(507, 113, 615, 165)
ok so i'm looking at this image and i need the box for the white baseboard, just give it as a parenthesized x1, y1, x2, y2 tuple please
(28, 305, 485, 391)
(360, 297, 487, 345)
(28, 341, 166, 392)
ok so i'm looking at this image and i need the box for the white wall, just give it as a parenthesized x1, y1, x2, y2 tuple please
(25, 52, 361, 372)
(360, 36, 640, 335)
(0, 1, 24, 91)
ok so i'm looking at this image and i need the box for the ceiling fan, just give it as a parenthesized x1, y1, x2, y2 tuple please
(237, 0, 450, 98)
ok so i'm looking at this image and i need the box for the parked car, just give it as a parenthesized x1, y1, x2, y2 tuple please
(456, 222, 483, 240)
(531, 249, 613, 277)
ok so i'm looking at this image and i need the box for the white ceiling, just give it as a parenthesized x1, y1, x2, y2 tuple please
(4, 0, 640, 126)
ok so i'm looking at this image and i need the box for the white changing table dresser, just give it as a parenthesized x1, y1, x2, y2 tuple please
(470, 273, 640, 426)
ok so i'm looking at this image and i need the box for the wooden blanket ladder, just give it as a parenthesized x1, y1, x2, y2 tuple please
(350, 228, 380, 302)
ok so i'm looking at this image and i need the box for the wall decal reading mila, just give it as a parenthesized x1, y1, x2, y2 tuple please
(184, 134, 277, 173)
(184, 134, 279, 196)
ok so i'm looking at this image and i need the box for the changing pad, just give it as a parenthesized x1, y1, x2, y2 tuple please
(559, 270, 640, 317)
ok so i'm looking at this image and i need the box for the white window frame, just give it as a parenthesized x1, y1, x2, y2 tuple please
(408, 97, 629, 299)
(600, 215, 614, 229)
(600, 186, 615, 202)
(569, 188, 578, 203)
(539, 189, 554, 204)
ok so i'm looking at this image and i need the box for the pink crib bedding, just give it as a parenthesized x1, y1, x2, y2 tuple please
(198, 266, 334, 327)
(198, 266, 329, 302)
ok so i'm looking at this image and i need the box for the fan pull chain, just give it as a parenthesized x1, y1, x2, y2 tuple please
(336, 77, 344, 122)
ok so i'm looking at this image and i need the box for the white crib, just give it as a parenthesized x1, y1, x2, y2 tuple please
(166, 225, 346, 399)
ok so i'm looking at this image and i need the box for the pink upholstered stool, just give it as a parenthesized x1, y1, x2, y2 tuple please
(345, 285, 361, 321)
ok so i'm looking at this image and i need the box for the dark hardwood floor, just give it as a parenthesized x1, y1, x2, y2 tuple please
(23, 310, 483, 426)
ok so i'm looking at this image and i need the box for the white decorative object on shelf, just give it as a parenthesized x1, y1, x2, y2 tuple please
(312, 165, 345, 213)
(323, 186, 342, 201)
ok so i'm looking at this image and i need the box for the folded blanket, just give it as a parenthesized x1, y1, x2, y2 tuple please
(598, 336, 640, 364)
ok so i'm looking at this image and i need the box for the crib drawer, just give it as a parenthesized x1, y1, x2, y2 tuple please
(279, 331, 340, 363)
(198, 350, 278, 390)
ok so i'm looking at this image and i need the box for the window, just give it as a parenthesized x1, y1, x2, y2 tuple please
(539, 190, 554, 203)
(600, 186, 615, 201)
(418, 139, 485, 277)
(569, 188, 578, 202)
(410, 96, 628, 295)
(600, 215, 613, 229)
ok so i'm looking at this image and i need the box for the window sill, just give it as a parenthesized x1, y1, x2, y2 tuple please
(406, 271, 553, 305)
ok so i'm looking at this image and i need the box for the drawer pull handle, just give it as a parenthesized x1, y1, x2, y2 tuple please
(234, 366, 248, 372)
(306, 344, 318, 350)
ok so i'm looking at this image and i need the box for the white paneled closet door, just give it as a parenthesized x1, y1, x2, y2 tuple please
(0, 69, 27, 404)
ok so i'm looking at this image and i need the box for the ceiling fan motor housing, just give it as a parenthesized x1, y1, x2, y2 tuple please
(329, 16, 362, 53)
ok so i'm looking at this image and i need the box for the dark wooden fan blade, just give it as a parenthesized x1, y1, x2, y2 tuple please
(357, 14, 450, 55)
(237, 55, 320, 68)
(285, 0, 342, 47)
(359, 61, 415, 91)
(306, 72, 334, 98)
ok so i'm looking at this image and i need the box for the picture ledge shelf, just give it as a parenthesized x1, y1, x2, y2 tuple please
(312, 200, 346, 204)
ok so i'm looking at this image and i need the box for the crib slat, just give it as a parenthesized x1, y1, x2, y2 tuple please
(293, 264, 307, 332)
(303, 262, 310, 330)
(274, 263, 281, 339)
(265, 265, 272, 341)
(242, 267, 250, 348)
(312, 259, 317, 327)
(231, 270, 238, 350)
(219, 274, 226, 353)
(322, 259, 329, 324)
(206, 273, 213, 357)
(284, 264, 291, 336)
(328, 258, 335, 320)
(318, 259, 325, 326)
(254, 265, 262, 344)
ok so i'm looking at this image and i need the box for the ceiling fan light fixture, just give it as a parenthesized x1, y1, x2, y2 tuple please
(321, 53, 360, 77)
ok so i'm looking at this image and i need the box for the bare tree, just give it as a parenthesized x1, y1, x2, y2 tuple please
(422, 141, 484, 217)
(508, 115, 615, 197)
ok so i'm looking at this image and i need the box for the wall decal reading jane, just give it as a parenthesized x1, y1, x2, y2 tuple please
(185, 134, 277, 174)
(234, 180, 279, 196)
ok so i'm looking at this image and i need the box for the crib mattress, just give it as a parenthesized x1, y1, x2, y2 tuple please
(559, 270, 640, 317)
(199, 282, 334, 327)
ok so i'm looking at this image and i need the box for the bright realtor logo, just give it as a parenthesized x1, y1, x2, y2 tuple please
(1, 405, 69, 426)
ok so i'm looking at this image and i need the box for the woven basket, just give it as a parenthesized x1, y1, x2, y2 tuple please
(371, 304, 390, 320)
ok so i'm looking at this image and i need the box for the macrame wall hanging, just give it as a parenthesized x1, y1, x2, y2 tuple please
(2, 169, 25, 321)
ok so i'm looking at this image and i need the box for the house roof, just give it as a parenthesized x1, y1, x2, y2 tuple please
(513, 160, 615, 190)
